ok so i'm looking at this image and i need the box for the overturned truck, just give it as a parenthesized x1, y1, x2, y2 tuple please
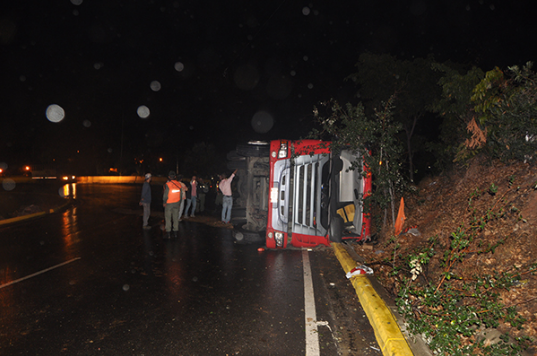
(227, 140, 371, 248)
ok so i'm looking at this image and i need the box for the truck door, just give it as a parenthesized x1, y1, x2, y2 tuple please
(330, 149, 368, 241)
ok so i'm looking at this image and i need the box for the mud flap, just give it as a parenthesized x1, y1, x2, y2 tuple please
(329, 215, 343, 243)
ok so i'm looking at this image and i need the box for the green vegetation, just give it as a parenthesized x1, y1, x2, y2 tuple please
(311, 55, 537, 355)
(392, 187, 534, 355)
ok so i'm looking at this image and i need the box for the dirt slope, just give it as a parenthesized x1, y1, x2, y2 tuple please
(354, 157, 537, 351)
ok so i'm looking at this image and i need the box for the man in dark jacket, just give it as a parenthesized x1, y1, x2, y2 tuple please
(139, 173, 152, 229)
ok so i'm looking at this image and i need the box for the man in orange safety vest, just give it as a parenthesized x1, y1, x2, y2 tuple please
(163, 170, 182, 238)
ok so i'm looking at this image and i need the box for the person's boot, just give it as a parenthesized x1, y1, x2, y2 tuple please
(165, 231, 171, 239)
(173, 231, 178, 238)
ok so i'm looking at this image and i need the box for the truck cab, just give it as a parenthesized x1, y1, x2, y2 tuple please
(266, 140, 371, 248)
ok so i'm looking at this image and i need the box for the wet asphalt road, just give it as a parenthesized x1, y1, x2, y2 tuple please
(0, 183, 379, 355)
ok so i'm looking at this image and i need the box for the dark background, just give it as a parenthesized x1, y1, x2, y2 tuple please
(1, 0, 536, 176)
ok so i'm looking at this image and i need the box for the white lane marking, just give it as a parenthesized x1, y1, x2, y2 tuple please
(303, 249, 320, 356)
(0, 257, 81, 290)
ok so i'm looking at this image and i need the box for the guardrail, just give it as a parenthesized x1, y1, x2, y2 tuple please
(76, 176, 167, 184)
(1, 176, 168, 184)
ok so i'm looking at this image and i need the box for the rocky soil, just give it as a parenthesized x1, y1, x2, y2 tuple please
(354, 157, 537, 353)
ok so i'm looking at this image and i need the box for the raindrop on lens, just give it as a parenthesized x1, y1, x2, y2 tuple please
(174, 62, 184, 72)
(123, 284, 130, 291)
(70, 0, 83, 5)
(2, 179, 16, 191)
(137, 105, 150, 119)
(46, 104, 65, 123)
(302, 7, 310, 15)
(251, 111, 274, 133)
(150, 80, 161, 92)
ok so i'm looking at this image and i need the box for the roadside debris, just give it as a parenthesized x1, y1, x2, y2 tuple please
(401, 225, 421, 236)
(346, 265, 374, 278)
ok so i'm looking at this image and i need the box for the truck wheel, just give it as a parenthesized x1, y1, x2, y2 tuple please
(232, 225, 264, 244)
(236, 143, 269, 157)
(227, 160, 247, 170)
(227, 150, 244, 161)
(329, 216, 343, 243)
(231, 208, 246, 218)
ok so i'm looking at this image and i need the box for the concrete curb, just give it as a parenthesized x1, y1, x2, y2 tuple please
(332, 242, 414, 356)
(0, 200, 71, 227)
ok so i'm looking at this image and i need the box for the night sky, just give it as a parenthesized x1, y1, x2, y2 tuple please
(1, 0, 536, 174)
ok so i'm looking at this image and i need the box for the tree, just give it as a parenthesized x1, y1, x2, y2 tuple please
(428, 63, 485, 169)
(348, 53, 443, 181)
(471, 63, 537, 163)
(311, 98, 405, 231)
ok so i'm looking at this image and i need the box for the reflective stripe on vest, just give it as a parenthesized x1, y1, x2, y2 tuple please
(166, 181, 181, 203)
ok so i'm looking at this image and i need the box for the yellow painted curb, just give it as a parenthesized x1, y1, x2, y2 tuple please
(332, 243, 414, 356)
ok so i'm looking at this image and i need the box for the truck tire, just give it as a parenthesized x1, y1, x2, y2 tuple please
(232, 224, 264, 244)
(231, 207, 246, 218)
(236, 143, 269, 157)
(227, 160, 247, 170)
(227, 150, 245, 161)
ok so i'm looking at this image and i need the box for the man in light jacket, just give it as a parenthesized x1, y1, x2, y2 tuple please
(219, 169, 237, 224)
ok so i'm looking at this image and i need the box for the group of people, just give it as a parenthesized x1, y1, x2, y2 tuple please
(139, 169, 237, 239)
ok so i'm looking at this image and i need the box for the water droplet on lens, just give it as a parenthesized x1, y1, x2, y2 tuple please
(137, 105, 150, 119)
(150, 80, 161, 92)
(2, 179, 16, 191)
(46, 104, 65, 123)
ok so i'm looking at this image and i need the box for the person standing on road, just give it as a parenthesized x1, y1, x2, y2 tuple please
(177, 176, 188, 221)
(183, 178, 192, 219)
(219, 169, 237, 224)
(214, 176, 223, 214)
(197, 177, 208, 214)
(139, 173, 152, 229)
(163, 171, 181, 238)
(184, 175, 198, 218)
